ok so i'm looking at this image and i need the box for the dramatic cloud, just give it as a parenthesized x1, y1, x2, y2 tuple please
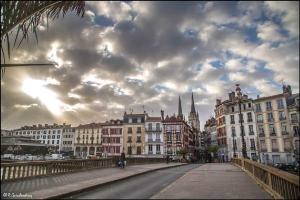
(1, 1, 299, 130)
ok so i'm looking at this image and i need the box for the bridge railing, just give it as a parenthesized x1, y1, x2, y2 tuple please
(1, 157, 165, 182)
(232, 157, 299, 199)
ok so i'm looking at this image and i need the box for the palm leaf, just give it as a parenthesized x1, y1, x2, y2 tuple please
(0, 1, 85, 77)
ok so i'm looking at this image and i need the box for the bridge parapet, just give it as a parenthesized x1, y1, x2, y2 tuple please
(1, 157, 165, 182)
(232, 158, 299, 199)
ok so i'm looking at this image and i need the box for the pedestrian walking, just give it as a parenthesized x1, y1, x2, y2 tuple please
(120, 151, 126, 168)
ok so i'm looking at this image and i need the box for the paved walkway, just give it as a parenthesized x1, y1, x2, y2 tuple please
(151, 163, 272, 199)
(1, 163, 184, 199)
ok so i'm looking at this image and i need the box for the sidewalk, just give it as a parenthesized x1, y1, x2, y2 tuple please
(151, 163, 271, 199)
(1, 163, 185, 199)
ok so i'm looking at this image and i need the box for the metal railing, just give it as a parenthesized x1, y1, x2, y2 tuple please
(1, 157, 165, 182)
(232, 158, 299, 199)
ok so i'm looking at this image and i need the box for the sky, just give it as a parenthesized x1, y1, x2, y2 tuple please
(1, 1, 299, 130)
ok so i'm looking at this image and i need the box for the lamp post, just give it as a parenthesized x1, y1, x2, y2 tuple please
(236, 84, 248, 158)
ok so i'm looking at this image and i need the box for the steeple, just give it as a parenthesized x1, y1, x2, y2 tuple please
(178, 96, 183, 119)
(191, 92, 196, 113)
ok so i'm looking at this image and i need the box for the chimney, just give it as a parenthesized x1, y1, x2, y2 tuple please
(228, 91, 235, 101)
(216, 99, 221, 106)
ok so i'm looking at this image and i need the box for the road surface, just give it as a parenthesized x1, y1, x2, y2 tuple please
(66, 164, 200, 199)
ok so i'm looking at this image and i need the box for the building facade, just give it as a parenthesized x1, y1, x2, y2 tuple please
(101, 119, 123, 156)
(122, 113, 147, 156)
(61, 125, 75, 153)
(215, 87, 259, 161)
(144, 116, 164, 157)
(74, 123, 102, 158)
(254, 85, 297, 164)
(12, 123, 68, 153)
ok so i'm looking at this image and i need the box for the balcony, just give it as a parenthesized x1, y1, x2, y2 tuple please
(272, 148, 279, 152)
(277, 105, 284, 110)
(146, 128, 162, 132)
(284, 148, 291, 152)
(250, 147, 256, 151)
(267, 118, 274, 122)
(270, 132, 276, 136)
(282, 131, 289, 136)
(148, 138, 153, 142)
(156, 151, 161, 155)
(230, 121, 235, 124)
(249, 131, 254, 135)
(279, 117, 286, 121)
(257, 120, 264, 123)
(148, 151, 153, 155)
(256, 109, 262, 113)
(291, 119, 299, 123)
(266, 107, 272, 111)
(247, 119, 253, 123)
(259, 133, 265, 137)
(155, 139, 161, 142)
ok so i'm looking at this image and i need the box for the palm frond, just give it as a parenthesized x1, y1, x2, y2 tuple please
(0, 1, 85, 77)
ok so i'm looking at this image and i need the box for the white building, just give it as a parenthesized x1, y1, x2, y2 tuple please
(215, 87, 259, 162)
(144, 116, 164, 157)
(12, 123, 68, 153)
(254, 85, 296, 164)
(61, 126, 75, 153)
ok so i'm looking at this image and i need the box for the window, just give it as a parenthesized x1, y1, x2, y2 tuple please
(48, 135, 51, 139)
(148, 123, 152, 130)
(167, 133, 172, 141)
(57, 130, 60, 134)
(128, 146, 132, 155)
(248, 103, 251, 108)
(137, 127, 142, 133)
(33, 131, 36, 134)
(176, 133, 180, 141)
(247, 112, 253, 122)
(37, 136, 40, 139)
(281, 123, 288, 135)
(52, 140, 55, 144)
(231, 107, 234, 112)
(137, 136, 141, 143)
(291, 113, 298, 123)
(293, 126, 299, 136)
(52, 135, 55, 139)
(269, 124, 276, 135)
(243, 104, 246, 110)
(148, 134, 152, 141)
(127, 136, 132, 143)
(53, 130, 56, 134)
(267, 113, 274, 122)
(277, 99, 284, 109)
(272, 155, 280, 163)
(231, 127, 236, 137)
(133, 118, 137, 123)
(128, 127, 132, 134)
(148, 144, 153, 153)
(137, 118, 141, 123)
(57, 135, 60, 139)
(128, 118, 132, 123)
(156, 145, 160, 153)
(156, 133, 160, 141)
(271, 139, 278, 151)
(266, 101, 272, 110)
(137, 146, 141, 155)
(43, 135, 46, 139)
(249, 125, 254, 135)
(257, 114, 264, 123)
(279, 111, 286, 120)
(156, 123, 160, 130)
(250, 139, 255, 150)
(230, 115, 235, 124)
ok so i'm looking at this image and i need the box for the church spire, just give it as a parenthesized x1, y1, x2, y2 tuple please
(191, 92, 196, 113)
(178, 96, 183, 119)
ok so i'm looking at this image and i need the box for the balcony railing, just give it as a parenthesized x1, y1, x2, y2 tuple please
(259, 133, 265, 137)
(284, 148, 291, 152)
(282, 131, 289, 135)
(267, 118, 274, 122)
(231, 158, 299, 199)
(270, 132, 276, 136)
(266, 106, 272, 111)
(291, 119, 299, 123)
(230, 121, 235, 124)
(279, 117, 286, 121)
(272, 148, 279, 152)
(145, 128, 162, 132)
(249, 131, 254, 135)
(247, 119, 253, 122)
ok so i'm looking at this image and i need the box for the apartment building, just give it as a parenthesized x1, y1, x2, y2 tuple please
(61, 126, 75, 153)
(144, 116, 164, 157)
(74, 123, 102, 158)
(254, 85, 298, 164)
(123, 112, 147, 156)
(12, 123, 69, 153)
(101, 119, 123, 156)
(215, 86, 258, 161)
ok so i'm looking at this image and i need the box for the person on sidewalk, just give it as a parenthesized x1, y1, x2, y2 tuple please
(120, 151, 126, 168)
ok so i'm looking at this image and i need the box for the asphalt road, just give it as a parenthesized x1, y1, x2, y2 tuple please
(66, 164, 201, 199)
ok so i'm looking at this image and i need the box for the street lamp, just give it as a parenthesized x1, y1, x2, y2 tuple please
(236, 84, 248, 159)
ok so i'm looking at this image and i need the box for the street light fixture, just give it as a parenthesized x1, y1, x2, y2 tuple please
(236, 84, 248, 159)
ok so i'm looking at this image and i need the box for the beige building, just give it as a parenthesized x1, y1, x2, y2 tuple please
(74, 123, 102, 158)
(122, 113, 147, 156)
(254, 85, 295, 164)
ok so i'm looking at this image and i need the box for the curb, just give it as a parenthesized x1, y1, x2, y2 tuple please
(46, 163, 188, 199)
